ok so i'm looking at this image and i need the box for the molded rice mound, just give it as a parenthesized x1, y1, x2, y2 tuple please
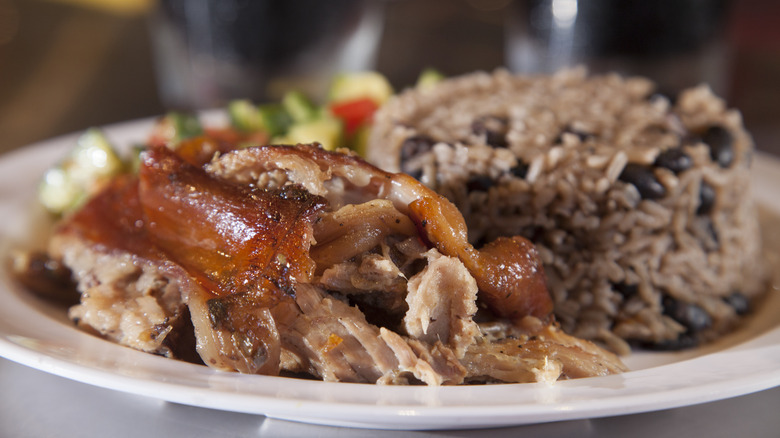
(367, 68, 765, 353)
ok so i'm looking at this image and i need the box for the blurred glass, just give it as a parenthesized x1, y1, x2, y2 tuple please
(149, 0, 385, 109)
(506, 0, 733, 96)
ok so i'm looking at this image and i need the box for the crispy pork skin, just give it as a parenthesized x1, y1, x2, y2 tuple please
(49, 176, 197, 361)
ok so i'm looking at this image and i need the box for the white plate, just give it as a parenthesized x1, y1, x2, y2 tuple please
(1, 118, 779, 430)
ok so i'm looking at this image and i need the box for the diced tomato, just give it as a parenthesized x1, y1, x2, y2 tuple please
(329, 98, 379, 135)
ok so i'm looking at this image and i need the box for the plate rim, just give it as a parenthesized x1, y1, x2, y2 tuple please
(0, 117, 779, 430)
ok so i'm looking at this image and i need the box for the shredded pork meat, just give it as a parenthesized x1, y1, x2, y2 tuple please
(39, 142, 626, 385)
(403, 249, 479, 358)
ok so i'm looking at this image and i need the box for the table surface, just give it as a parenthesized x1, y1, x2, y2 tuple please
(1, 356, 779, 438)
(1, 1, 779, 436)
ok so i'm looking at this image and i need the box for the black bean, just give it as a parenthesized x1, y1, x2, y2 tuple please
(681, 304, 712, 332)
(706, 219, 720, 247)
(613, 281, 638, 298)
(702, 125, 735, 168)
(654, 147, 692, 174)
(405, 168, 423, 181)
(466, 175, 495, 192)
(472, 116, 509, 148)
(509, 162, 529, 179)
(400, 135, 436, 162)
(724, 292, 750, 315)
(697, 181, 716, 215)
(618, 163, 666, 199)
(663, 297, 712, 333)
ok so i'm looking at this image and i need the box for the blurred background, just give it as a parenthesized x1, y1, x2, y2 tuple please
(1, 0, 779, 155)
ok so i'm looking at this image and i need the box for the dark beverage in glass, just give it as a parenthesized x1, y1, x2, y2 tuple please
(507, 0, 732, 95)
(149, 0, 384, 109)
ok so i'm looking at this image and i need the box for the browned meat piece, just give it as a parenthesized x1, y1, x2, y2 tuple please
(464, 318, 628, 383)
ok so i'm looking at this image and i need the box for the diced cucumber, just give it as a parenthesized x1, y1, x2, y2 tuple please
(229, 100, 293, 136)
(150, 112, 203, 146)
(257, 104, 293, 137)
(282, 91, 317, 123)
(228, 99, 264, 132)
(38, 167, 85, 214)
(416, 68, 445, 90)
(274, 117, 343, 151)
(38, 128, 124, 215)
(328, 71, 393, 105)
(350, 124, 371, 157)
(66, 128, 124, 186)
